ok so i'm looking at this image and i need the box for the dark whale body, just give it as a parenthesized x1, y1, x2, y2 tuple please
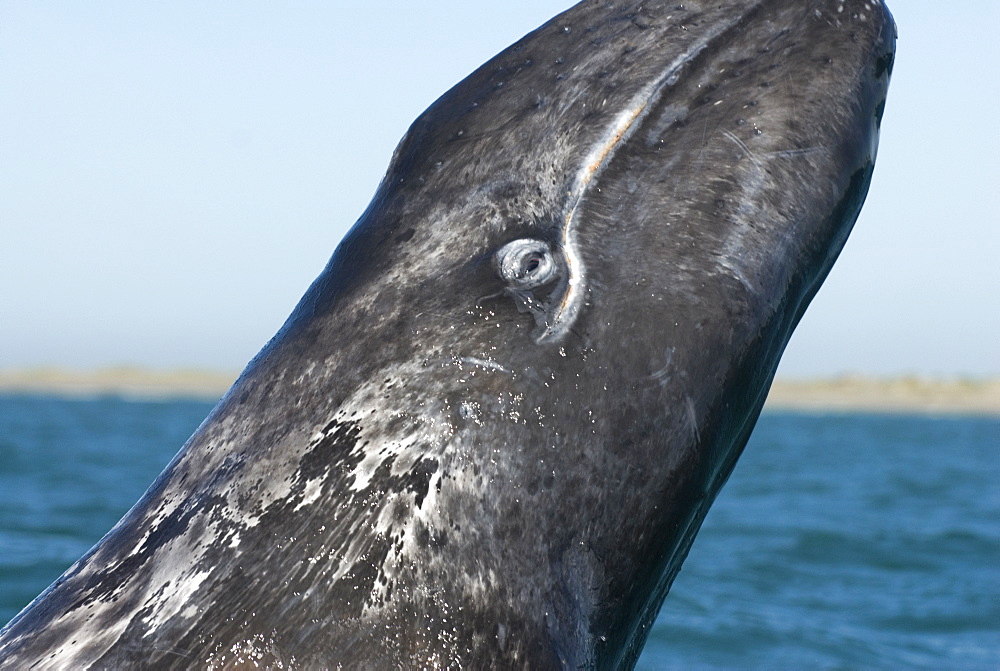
(0, 1, 894, 668)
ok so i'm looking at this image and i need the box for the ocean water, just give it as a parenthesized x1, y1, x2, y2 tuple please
(0, 394, 997, 669)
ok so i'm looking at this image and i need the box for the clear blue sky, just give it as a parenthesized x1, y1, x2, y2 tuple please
(1, 1, 997, 377)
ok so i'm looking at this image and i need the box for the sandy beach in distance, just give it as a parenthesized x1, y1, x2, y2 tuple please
(1, 367, 998, 416)
(0, 367, 240, 401)
(765, 376, 1000, 417)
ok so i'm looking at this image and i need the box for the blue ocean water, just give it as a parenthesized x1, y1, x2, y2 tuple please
(0, 394, 997, 668)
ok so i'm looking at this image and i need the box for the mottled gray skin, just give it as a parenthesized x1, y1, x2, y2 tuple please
(0, 1, 894, 668)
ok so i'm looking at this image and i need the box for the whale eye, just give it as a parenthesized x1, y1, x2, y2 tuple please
(494, 239, 558, 290)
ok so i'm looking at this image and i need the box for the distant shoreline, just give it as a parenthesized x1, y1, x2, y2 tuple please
(0, 367, 239, 401)
(1, 367, 998, 417)
(765, 376, 1000, 417)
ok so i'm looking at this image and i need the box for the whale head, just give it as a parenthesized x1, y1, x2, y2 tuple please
(0, 1, 895, 668)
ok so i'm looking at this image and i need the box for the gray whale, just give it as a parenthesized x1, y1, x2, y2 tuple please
(0, 0, 895, 668)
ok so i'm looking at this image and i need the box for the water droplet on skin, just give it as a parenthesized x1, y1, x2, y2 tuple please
(559, 347, 567, 357)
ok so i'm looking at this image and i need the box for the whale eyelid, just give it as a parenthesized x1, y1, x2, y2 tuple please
(494, 239, 559, 290)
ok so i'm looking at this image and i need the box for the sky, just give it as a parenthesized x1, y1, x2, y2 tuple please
(1, 1, 997, 378)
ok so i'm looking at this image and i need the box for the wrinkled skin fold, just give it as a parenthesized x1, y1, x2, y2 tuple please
(0, 1, 894, 669)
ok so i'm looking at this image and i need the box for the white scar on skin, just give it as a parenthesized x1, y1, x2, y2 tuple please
(540, 20, 738, 343)
(459, 357, 512, 374)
